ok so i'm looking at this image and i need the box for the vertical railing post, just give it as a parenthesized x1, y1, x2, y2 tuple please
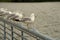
(4, 21, 6, 40)
(11, 25, 13, 40)
(17, 22, 24, 40)
(21, 31, 24, 40)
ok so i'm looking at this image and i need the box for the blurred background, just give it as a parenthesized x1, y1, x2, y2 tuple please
(0, 0, 60, 2)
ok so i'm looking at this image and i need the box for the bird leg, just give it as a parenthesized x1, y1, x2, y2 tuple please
(27, 23, 31, 29)
(27, 23, 29, 29)
(27, 23, 32, 29)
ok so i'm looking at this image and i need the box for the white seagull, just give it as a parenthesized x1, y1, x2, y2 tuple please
(12, 13, 35, 29)
(6, 11, 16, 19)
(7, 11, 23, 20)
(0, 8, 16, 19)
(0, 8, 8, 16)
(0, 8, 7, 12)
(14, 12, 23, 19)
(22, 13, 35, 29)
(21, 13, 35, 23)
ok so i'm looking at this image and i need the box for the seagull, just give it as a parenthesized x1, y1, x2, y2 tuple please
(14, 12, 23, 19)
(7, 11, 23, 21)
(21, 13, 35, 23)
(0, 8, 8, 16)
(0, 8, 7, 12)
(6, 11, 16, 19)
(0, 8, 15, 19)
(12, 13, 35, 29)
(22, 13, 35, 29)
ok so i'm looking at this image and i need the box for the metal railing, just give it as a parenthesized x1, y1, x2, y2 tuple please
(0, 17, 55, 40)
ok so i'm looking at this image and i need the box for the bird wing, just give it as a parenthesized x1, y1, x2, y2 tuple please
(7, 14, 15, 19)
(21, 18, 31, 22)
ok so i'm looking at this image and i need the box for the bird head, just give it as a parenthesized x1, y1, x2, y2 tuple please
(30, 13, 35, 21)
(15, 12, 23, 19)
(7, 11, 12, 15)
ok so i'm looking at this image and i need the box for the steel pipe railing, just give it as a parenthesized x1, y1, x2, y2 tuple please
(0, 17, 55, 40)
(0, 27, 18, 40)
(3, 21, 6, 40)
(0, 33, 10, 40)
(11, 25, 13, 40)
(0, 24, 28, 40)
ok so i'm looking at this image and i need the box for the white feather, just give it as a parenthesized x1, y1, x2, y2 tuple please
(30, 13, 35, 22)
(15, 12, 23, 19)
